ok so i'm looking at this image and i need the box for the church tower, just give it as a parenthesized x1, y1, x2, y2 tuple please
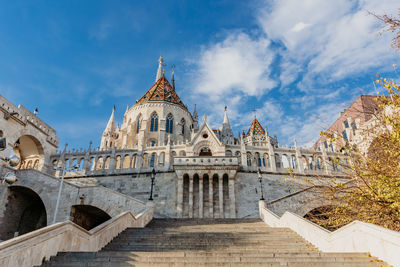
(105, 57, 194, 149)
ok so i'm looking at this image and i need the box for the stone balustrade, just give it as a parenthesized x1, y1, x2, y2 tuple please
(259, 201, 400, 267)
(48, 139, 349, 179)
(173, 156, 238, 166)
(0, 207, 154, 267)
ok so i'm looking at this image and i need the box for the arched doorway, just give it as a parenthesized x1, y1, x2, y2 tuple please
(13, 135, 44, 170)
(70, 205, 111, 230)
(0, 186, 47, 240)
(199, 147, 212, 156)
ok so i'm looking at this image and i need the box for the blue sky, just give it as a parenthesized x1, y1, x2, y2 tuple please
(1, 0, 399, 150)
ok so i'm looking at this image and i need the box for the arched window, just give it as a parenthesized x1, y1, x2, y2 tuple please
(180, 118, 185, 135)
(166, 114, 173, 134)
(150, 112, 158, 132)
(150, 153, 156, 167)
(246, 153, 252, 166)
(137, 115, 142, 133)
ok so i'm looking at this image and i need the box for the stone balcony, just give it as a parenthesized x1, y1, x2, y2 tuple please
(173, 156, 238, 166)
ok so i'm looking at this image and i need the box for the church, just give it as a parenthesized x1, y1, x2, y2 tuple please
(48, 57, 345, 219)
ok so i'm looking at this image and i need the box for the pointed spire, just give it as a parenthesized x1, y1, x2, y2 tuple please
(223, 106, 230, 125)
(63, 143, 68, 153)
(104, 105, 116, 134)
(193, 104, 198, 121)
(125, 104, 129, 114)
(155, 56, 164, 82)
(171, 64, 175, 90)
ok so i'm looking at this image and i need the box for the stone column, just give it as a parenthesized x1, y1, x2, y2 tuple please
(189, 175, 193, 218)
(268, 142, 277, 172)
(199, 175, 203, 218)
(177, 175, 183, 218)
(229, 177, 236, 218)
(218, 175, 223, 218)
(209, 175, 213, 218)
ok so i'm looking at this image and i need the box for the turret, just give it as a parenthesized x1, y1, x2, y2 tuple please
(219, 106, 234, 145)
(100, 106, 117, 149)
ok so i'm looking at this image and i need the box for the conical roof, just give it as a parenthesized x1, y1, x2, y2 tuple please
(246, 118, 265, 136)
(104, 106, 115, 135)
(135, 76, 187, 110)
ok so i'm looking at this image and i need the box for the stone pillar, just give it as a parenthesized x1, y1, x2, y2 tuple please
(177, 175, 183, 218)
(209, 175, 213, 218)
(218, 175, 223, 218)
(268, 142, 276, 172)
(229, 177, 236, 218)
(199, 176, 203, 218)
(109, 147, 116, 170)
(189, 175, 193, 218)
(322, 147, 330, 175)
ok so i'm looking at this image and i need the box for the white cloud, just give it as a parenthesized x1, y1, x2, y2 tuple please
(260, 0, 398, 82)
(187, 0, 398, 147)
(291, 22, 311, 32)
(193, 32, 276, 99)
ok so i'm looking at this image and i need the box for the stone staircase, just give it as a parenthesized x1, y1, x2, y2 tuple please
(42, 219, 386, 267)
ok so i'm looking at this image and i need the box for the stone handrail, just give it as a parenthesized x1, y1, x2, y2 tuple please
(0, 206, 154, 267)
(259, 201, 400, 267)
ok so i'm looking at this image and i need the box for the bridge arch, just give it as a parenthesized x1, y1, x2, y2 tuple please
(0, 185, 47, 240)
(70, 204, 111, 231)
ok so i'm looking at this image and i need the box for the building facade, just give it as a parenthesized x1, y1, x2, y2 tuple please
(47, 57, 348, 219)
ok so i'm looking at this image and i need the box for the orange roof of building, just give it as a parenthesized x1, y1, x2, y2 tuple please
(135, 76, 187, 110)
(247, 118, 265, 136)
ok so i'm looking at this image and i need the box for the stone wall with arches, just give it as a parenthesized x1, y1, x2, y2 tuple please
(0, 96, 59, 174)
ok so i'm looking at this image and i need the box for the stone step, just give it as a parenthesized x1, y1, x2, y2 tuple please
(41, 219, 387, 267)
(56, 251, 373, 258)
(49, 255, 379, 263)
(42, 260, 384, 267)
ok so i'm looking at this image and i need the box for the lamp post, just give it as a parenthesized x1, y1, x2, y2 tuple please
(257, 168, 265, 200)
(149, 168, 156, 201)
(52, 163, 78, 224)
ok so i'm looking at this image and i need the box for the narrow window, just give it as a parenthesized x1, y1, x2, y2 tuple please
(150, 153, 155, 167)
(137, 116, 142, 133)
(150, 112, 158, 132)
(166, 114, 174, 134)
(181, 118, 185, 135)
(342, 130, 348, 141)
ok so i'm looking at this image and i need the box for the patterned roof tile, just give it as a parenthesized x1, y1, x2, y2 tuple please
(135, 77, 187, 110)
(246, 119, 265, 136)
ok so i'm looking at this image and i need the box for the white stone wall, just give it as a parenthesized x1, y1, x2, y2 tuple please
(117, 102, 194, 149)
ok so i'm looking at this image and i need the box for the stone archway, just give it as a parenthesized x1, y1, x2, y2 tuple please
(70, 205, 111, 230)
(0, 186, 47, 240)
(199, 147, 212, 156)
(13, 135, 44, 170)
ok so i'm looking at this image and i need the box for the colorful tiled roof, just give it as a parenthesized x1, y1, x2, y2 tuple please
(135, 77, 187, 110)
(246, 119, 265, 136)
